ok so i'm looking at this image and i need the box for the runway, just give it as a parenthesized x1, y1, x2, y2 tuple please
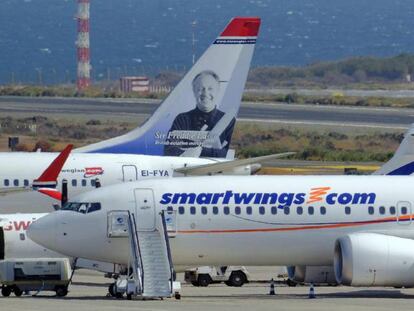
(0, 96, 412, 129)
(0, 269, 413, 311)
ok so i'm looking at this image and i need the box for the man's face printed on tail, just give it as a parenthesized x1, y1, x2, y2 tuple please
(192, 72, 220, 113)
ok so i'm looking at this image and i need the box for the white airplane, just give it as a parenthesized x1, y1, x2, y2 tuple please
(29, 175, 414, 288)
(0, 17, 264, 197)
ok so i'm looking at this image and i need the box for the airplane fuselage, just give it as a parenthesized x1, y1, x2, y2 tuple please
(28, 175, 414, 269)
(0, 152, 222, 195)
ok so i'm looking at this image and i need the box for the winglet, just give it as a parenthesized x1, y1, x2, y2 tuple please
(33, 144, 73, 188)
(220, 17, 261, 37)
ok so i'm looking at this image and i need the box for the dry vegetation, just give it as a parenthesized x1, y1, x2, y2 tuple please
(0, 115, 401, 162)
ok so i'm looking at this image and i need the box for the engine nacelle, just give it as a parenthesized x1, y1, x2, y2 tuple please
(287, 265, 337, 284)
(334, 233, 414, 286)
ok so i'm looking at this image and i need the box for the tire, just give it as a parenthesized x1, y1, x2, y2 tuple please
(1, 286, 11, 297)
(55, 286, 68, 297)
(286, 279, 297, 287)
(197, 274, 212, 287)
(191, 281, 200, 287)
(126, 293, 132, 300)
(13, 286, 23, 297)
(108, 283, 116, 297)
(115, 292, 124, 299)
(174, 292, 181, 300)
(228, 271, 246, 287)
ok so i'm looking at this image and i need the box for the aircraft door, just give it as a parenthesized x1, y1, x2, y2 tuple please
(397, 201, 412, 225)
(134, 189, 156, 231)
(0, 227, 4, 260)
(122, 165, 138, 182)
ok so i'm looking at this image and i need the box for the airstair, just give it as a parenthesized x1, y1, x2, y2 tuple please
(122, 210, 175, 299)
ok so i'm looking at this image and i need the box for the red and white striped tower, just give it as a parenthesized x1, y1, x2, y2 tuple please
(76, 0, 91, 90)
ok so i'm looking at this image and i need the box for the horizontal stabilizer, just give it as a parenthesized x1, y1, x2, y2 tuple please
(175, 152, 295, 176)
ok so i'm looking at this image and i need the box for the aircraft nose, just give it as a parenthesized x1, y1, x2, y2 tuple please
(27, 214, 56, 250)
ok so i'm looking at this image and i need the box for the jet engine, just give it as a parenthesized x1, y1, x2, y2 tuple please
(334, 233, 414, 286)
(287, 265, 337, 285)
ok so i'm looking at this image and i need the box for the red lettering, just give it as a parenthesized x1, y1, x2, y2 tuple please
(13, 221, 31, 231)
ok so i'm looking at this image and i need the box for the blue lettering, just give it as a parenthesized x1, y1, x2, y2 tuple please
(261, 193, 278, 204)
(234, 193, 255, 204)
(254, 193, 263, 204)
(172, 193, 196, 204)
(196, 193, 213, 204)
(293, 193, 306, 204)
(278, 193, 294, 208)
(160, 193, 172, 204)
(326, 193, 337, 205)
(352, 193, 376, 204)
(338, 193, 352, 205)
(212, 193, 225, 204)
(223, 191, 233, 204)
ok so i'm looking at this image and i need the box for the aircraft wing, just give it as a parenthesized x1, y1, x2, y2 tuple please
(175, 152, 296, 176)
(0, 144, 73, 198)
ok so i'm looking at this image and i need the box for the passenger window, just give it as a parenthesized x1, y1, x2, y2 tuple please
(91, 179, 96, 187)
(259, 206, 265, 215)
(320, 206, 326, 215)
(368, 206, 374, 215)
(284, 206, 290, 215)
(223, 206, 230, 215)
(308, 206, 314, 215)
(271, 206, 277, 215)
(72, 179, 77, 187)
(246, 206, 252, 215)
(201, 206, 207, 215)
(4, 179, 9, 186)
(24, 179, 29, 187)
(179, 206, 185, 215)
(82, 179, 87, 187)
(167, 206, 173, 211)
(401, 206, 408, 215)
(190, 206, 196, 215)
(212, 206, 218, 215)
(390, 206, 396, 215)
(297, 206, 303, 215)
(235, 206, 241, 215)
(345, 206, 351, 215)
(13, 179, 19, 186)
(379, 206, 385, 215)
(19, 233, 25, 241)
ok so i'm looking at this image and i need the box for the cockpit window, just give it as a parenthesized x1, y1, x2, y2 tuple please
(61, 202, 101, 214)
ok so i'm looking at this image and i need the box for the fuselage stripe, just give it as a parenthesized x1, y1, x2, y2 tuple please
(177, 214, 411, 234)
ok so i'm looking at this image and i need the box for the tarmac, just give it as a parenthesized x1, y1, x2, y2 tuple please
(1, 269, 414, 311)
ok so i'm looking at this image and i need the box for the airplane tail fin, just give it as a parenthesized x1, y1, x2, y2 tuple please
(373, 125, 414, 175)
(75, 17, 261, 157)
